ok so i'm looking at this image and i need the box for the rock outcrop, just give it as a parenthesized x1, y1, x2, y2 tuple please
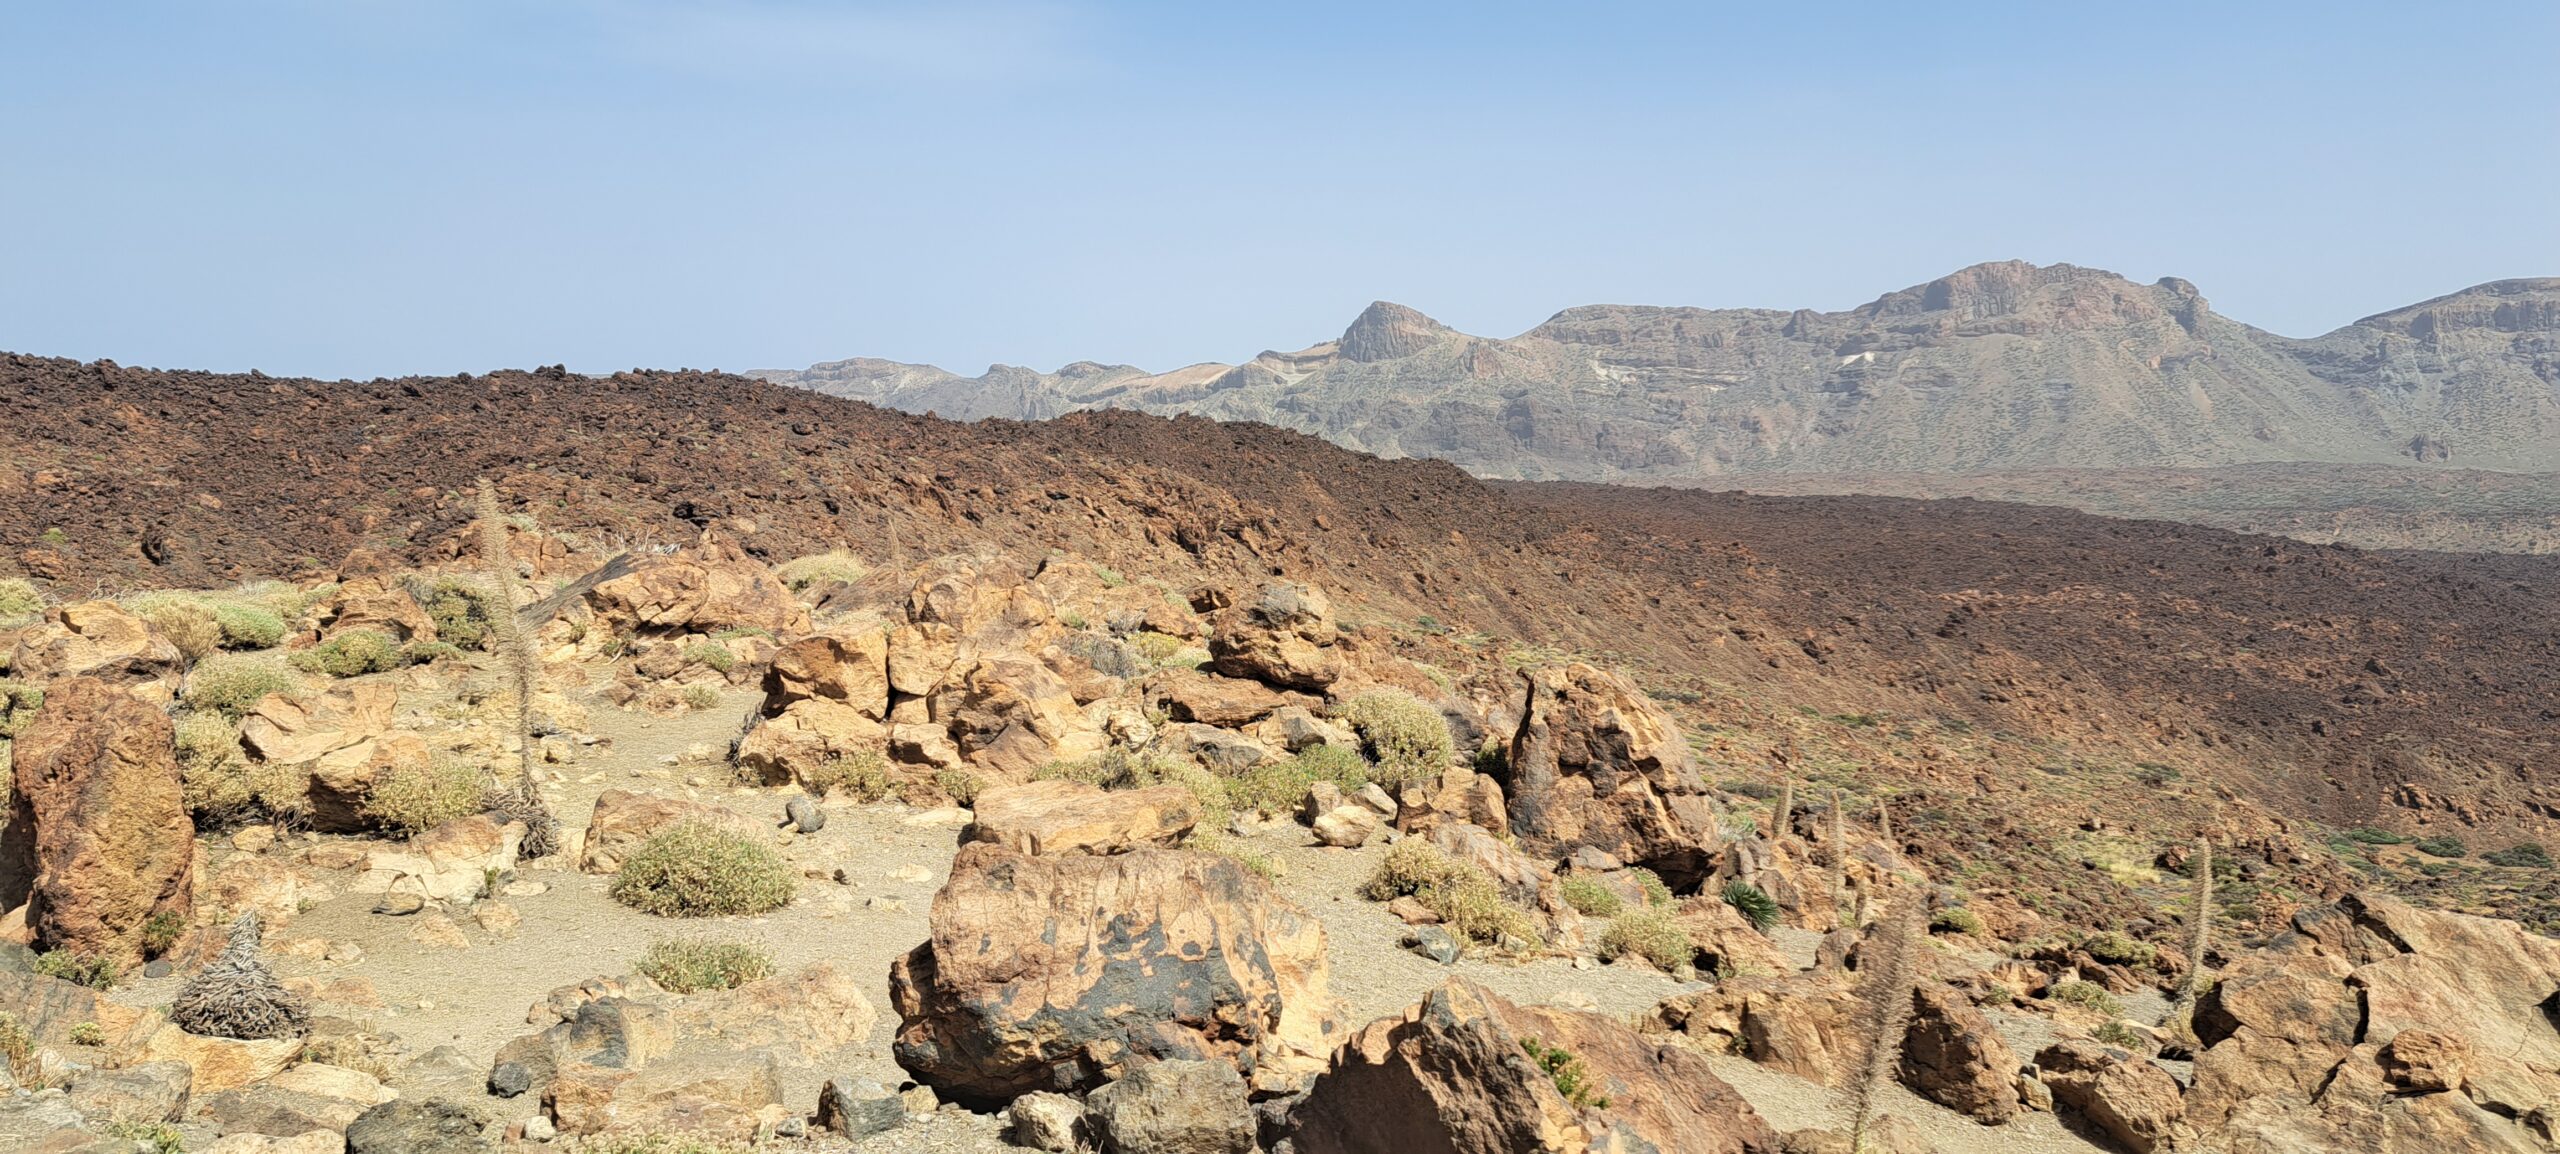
(10, 677, 194, 964)
(587, 535, 807, 637)
(2184, 891, 2560, 1152)
(962, 779, 1198, 856)
(1289, 978, 1778, 1154)
(889, 843, 1339, 1105)
(1502, 662, 1715, 888)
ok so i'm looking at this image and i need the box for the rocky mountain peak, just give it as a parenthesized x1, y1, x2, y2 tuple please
(1337, 301, 1451, 363)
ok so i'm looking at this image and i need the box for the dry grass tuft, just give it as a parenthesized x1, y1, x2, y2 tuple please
(169, 912, 309, 1041)
(637, 935, 776, 993)
(610, 822, 796, 917)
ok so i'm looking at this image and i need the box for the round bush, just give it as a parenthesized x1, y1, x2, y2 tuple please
(211, 602, 287, 649)
(183, 655, 299, 718)
(291, 630, 400, 678)
(0, 577, 42, 623)
(1597, 909, 1694, 971)
(638, 935, 776, 993)
(610, 822, 796, 917)
(1334, 691, 1456, 789)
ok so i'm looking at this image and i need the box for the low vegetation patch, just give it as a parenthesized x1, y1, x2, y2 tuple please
(637, 935, 776, 993)
(932, 767, 983, 807)
(775, 550, 866, 592)
(1929, 907, 1983, 935)
(291, 629, 403, 677)
(413, 577, 496, 650)
(361, 760, 490, 836)
(103, 1121, 184, 1154)
(682, 642, 737, 675)
(610, 822, 796, 917)
(1361, 840, 1538, 948)
(32, 950, 119, 989)
(184, 654, 298, 717)
(1560, 876, 1625, 918)
(212, 601, 287, 649)
(804, 749, 893, 801)
(2414, 835, 2467, 859)
(1335, 691, 1456, 789)
(0, 680, 43, 739)
(1721, 880, 1780, 931)
(0, 577, 42, 623)
(1041, 747, 1234, 831)
(681, 685, 721, 711)
(131, 593, 224, 661)
(1597, 909, 1694, 971)
(1225, 744, 1371, 816)
(1521, 1036, 1611, 1109)
(2051, 979, 2123, 1016)
(1632, 867, 1673, 909)
(2486, 842, 2553, 868)
(2081, 930, 2155, 967)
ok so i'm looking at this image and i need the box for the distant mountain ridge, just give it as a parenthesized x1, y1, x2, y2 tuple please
(752, 261, 2560, 479)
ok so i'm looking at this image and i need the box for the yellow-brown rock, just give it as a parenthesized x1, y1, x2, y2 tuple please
(890, 843, 1339, 1106)
(963, 779, 1199, 855)
(12, 677, 194, 965)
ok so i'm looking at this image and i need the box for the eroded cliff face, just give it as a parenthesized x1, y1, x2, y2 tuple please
(757, 262, 2560, 479)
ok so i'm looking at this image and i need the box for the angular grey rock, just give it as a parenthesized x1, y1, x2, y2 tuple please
(785, 795, 826, 834)
(816, 1075, 906, 1139)
(1087, 1059, 1254, 1154)
(345, 1097, 493, 1154)
(1405, 926, 1461, 966)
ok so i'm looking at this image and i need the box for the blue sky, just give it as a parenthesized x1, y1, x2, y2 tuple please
(3, 1, 2553, 380)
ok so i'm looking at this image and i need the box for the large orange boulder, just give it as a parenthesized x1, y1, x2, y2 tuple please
(11, 677, 194, 965)
(889, 843, 1340, 1105)
(7, 601, 182, 685)
(1289, 979, 1778, 1154)
(587, 536, 807, 637)
(928, 655, 1106, 778)
(736, 627, 893, 787)
(1208, 584, 1343, 691)
(1502, 662, 1716, 887)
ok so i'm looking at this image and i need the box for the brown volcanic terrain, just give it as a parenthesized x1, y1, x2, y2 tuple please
(5, 350, 2558, 853)
(1723, 463, 2560, 554)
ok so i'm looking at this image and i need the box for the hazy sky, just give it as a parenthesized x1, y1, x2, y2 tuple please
(5, 1, 2554, 381)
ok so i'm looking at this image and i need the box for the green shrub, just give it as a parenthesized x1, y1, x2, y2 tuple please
(1521, 1037, 1610, 1109)
(775, 550, 865, 592)
(1335, 691, 1456, 789)
(1929, 907, 1984, 935)
(131, 594, 223, 661)
(1597, 909, 1694, 971)
(33, 950, 119, 989)
(1632, 868, 1673, 909)
(2051, 980, 2123, 1015)
(1360, 840, 1538, 947)
(637, 935, 776, 993)
(2091, 1019, 2151, 1051)
(211, 601, 287, 649)
(805, 749, 892, 801)
(140, 910, 186, 958)
(2082, 930, 2155, 967)
(1560, 876, 1625, 918)
(2414, 835, 2467, 859)
(0, 679, 43, 739)
(1226, 744, 1371, 816)
(399, 640, 466, 666)
(933, 767, 983, 807)
(610, 822, 796, 917)
(361, 760, 490, 836)
(0, 577, 42, 623)
(2486, 842, 2554, 868)
(103, 1121, 184, 1154)
(415, 578, 495, 651)
(68, 1021, 104, 1047)
(183, 654, 298, 717)
(1721, 880, 1779, 931)
(1127, 631, 1187, 665)
(681, 685, 721, 711)
(291, 629, 401, 677)
(682, 643, 736, 675)
(2343, 827, 2409, 845)
(0, 1011, 29, 1073)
